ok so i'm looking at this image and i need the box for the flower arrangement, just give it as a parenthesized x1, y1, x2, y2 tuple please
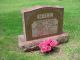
(38, 39, 59, 53)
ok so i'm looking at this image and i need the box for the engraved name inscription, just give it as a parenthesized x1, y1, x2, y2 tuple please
(32, 13, 58, 37)
(37, 13, 54, 19)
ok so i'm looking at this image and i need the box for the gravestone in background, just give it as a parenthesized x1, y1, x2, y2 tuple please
(18, 6, 68, 51)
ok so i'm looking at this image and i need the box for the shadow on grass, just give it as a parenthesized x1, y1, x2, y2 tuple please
(23, 47, 60, 55)
(41, 47, 60, 56)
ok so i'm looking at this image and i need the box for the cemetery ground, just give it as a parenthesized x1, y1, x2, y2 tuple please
(0, 0, 80, 60)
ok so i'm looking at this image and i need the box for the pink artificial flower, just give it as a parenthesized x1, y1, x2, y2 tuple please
(41, 45, 51, 53)
(49, 40, 58, 47)
(38, 41, 46, 48)
(38, 41, 51, 53)
(43, 39, 58, 47)
(38, 39, 59, 53)
(44, 39, 52, 45)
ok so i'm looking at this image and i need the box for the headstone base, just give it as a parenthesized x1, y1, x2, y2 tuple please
(18, 33, 68, 51)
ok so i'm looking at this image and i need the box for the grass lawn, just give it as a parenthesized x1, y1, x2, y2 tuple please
(0, 0, 80, 60)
